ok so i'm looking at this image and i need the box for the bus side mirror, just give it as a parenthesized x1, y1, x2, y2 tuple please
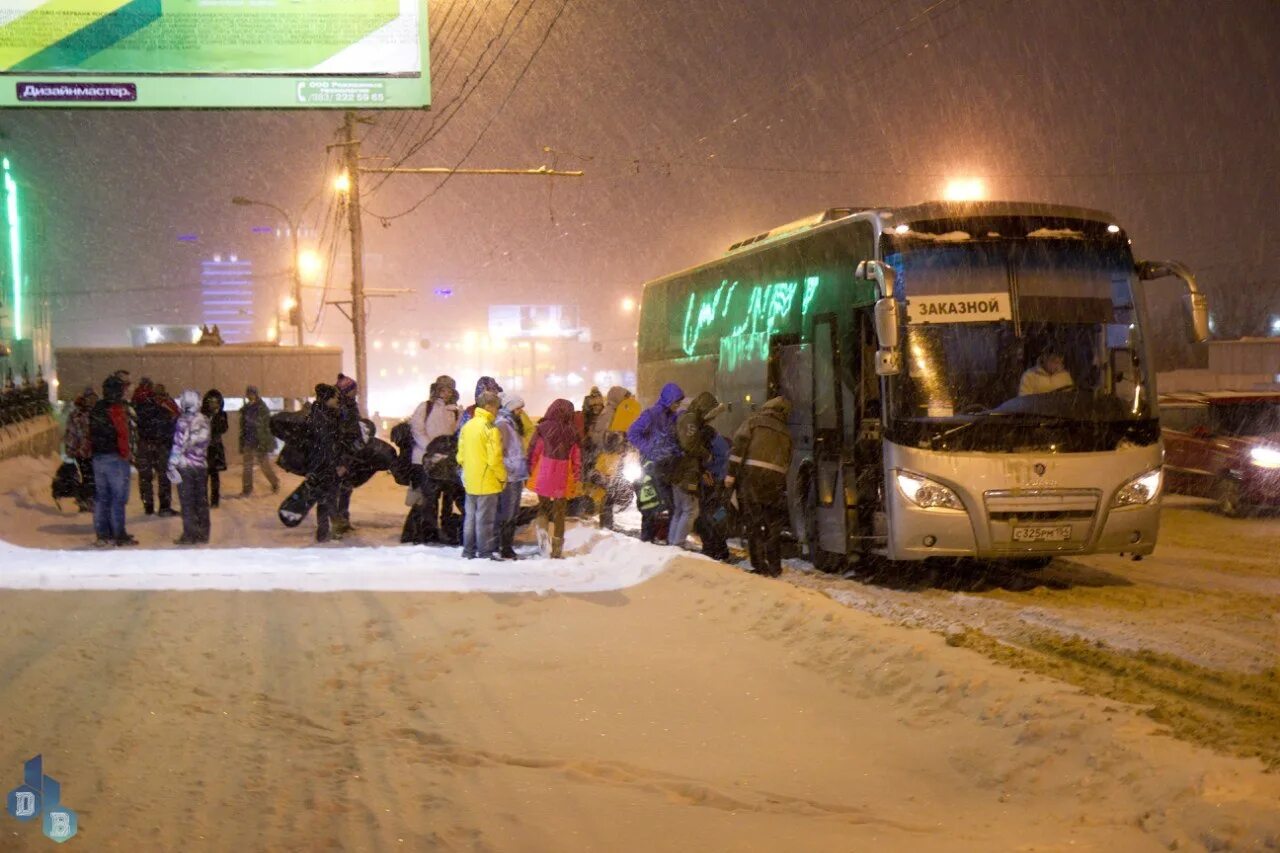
(858, 260, 902, 375)
(873, 298, 901, 375)
(1137, 260, 1210, 344)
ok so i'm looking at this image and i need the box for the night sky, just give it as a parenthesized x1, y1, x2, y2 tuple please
(2, 0, 1278, 351)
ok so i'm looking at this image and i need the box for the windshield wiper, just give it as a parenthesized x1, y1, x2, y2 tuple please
(929, 410, 1075, 449)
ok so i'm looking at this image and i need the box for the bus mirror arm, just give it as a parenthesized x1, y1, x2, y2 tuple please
(857, 260, 903, 375)
(1137, 260, 1210, 344)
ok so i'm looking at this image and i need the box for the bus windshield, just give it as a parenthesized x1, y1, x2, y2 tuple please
(883, 235, 1155, 452)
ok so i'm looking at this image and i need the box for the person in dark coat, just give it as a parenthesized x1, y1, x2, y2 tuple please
(132, 377, 178, 516)
(201, 388, 228, 508)
(333, 373, 362, 534)
(726, 396, 794, 577)
(64, 386, 97, 512)
(671, 391, 725, 548)
(627, 382, 684, 542)
(306, 384, 356, 543)
(694, 428, 733, 561)
(89, 374, 139, 546)
(238, 385, 279, 495)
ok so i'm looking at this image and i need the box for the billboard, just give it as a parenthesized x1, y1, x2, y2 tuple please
(0, 0, 429, 108)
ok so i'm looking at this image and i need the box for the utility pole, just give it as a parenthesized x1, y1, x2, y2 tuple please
(332, 116, 583, 415)
(342, 111, 370, 415)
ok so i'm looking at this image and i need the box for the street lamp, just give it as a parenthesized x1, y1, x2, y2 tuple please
(231, 195, 304, 346)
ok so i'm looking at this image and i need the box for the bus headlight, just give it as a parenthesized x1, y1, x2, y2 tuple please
(896, 471, 964, 510)
(1248, 446, 1280, 469)
(1113, 468, 1162, 507)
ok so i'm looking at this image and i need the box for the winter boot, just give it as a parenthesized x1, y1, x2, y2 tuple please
(499, 523, 518, 560)
(535, 517, 551, 558)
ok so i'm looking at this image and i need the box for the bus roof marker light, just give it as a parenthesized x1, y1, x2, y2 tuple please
(894, 223, 911, 234)
(942, 177, 986, 202)
(1107, 224, 1121, 234)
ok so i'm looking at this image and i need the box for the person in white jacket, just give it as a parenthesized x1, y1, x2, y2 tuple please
(409, 375, 460, 464)
(1018, 350, 1074, 397)
(167, 389, 212, 545)
(401, 376, 462, 544)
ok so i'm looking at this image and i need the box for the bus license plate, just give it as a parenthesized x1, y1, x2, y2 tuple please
(1013, 525, 1071, 543)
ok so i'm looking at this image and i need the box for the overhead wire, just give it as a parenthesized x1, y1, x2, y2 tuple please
(366, 0, 529, 198)
(365, 0, 571, 221)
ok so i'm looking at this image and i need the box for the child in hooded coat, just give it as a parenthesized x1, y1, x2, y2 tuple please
(201, 388, 228, 508)
(169, 389, 212, 544)
(527, 398, 581, 558)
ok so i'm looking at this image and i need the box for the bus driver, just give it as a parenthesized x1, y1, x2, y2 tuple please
(1018, 349, 1074, 396)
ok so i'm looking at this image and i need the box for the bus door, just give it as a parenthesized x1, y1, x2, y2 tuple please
(766, 335, 813, 551)
(811, 314, 848, 569)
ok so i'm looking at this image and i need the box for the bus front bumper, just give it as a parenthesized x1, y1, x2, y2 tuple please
(881, 443, 1163, 562)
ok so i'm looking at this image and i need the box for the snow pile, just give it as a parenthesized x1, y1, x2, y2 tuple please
(0, 527, 675, 593)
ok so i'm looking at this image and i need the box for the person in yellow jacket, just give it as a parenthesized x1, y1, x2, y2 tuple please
(456, 391, 506, 559)
(584, 386, 642, 529)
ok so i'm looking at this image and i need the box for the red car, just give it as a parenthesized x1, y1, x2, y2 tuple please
(1159, 392, 1280, 516)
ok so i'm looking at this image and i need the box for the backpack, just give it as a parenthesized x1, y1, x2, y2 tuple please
(423, 433, 459, 482)
(389, 421, 416, 486)
(51, 461, 81, 505)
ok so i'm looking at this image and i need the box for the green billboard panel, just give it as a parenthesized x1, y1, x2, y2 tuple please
(0, 0, 429, 108)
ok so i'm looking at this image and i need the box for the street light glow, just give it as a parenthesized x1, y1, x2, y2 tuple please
(282, 296, 297, 312)
(297, 248, 322, 280)
(620, 296, 636, 313)
(333, 172, 351, 193)
(942, 177, 986, 202)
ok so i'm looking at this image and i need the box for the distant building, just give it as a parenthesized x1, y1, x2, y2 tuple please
(201, 254, 255, 343)
(0, 155, 52, 391)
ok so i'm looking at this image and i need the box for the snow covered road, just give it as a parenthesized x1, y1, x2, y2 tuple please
(1, 456, 1279, 849)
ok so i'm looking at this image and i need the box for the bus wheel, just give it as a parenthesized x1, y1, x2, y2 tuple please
(1214, 478, 1246, 518)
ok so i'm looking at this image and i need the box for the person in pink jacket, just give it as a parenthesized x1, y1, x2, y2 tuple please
(526, 398, 581, 558)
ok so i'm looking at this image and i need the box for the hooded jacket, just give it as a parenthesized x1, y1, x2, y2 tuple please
(673, 392, 726, 490)
(528, 399, 582, 499)
(64, 392, 95, 459)
(627, 382, 684, 465)
(495, 404, 529, 482)
(239, 391, 274, 452)
(728, 397, 794, 504)
(590, 385, 635, 447)
(169, 390, 211, 470)
(456, 406, 506, 495)
(457, 376, 504, 433)
(409, 392, 460, 465)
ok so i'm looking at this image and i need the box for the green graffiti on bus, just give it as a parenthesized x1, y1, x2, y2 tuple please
(681, 275, 820, 369)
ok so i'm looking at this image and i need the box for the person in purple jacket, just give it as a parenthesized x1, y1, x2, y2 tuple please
(168, 389, 212, 545)
(626, 382, 684, 542)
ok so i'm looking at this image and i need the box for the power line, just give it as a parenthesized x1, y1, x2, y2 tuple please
(366, 0, 571, 221)
(367, 0, 532, 198)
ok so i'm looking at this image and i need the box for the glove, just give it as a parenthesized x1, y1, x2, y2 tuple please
(167, 466, 181, 485)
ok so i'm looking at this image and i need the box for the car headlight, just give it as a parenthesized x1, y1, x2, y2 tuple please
(1249, 446, 1280, 469)
(1113, 468, 1162, 507)
(896, 470, 964, 510)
